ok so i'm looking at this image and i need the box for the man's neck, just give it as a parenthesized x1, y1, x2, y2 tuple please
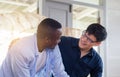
(37, 39, 45, 52)
(80, 49, 90, 58)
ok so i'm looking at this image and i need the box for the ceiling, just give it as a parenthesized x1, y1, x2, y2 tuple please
(72, 4, 99, 25)
(0, 0, 37, 13)
(0, 0, 99, 29)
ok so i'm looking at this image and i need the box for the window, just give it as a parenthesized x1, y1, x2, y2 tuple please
(0, 0, 40, 65)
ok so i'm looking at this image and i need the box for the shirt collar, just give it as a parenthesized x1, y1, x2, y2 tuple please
(71, 38, 79, 48)
(87, 48, 95, 57)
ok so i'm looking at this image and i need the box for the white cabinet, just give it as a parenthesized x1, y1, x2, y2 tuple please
(43, 1, 72, 27)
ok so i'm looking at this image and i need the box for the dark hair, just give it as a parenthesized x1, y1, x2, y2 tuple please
(86, 23, 107, 42)
(39, 18, 62, 29)
(37, 18, 62, 38)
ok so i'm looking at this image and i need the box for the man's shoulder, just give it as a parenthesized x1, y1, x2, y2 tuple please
(59, 36, 79, 48)
(60, 36, 79, 42)
(9, 34, 35, 53)
(91, 49, 103, 63)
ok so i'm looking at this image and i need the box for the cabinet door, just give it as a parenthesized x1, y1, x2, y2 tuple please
(43, 1, 72, 27)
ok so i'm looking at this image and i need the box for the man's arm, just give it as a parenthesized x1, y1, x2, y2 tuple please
(8, 45, 31, 77)
(90, 58, 103, 77)
(51, 45, 69, 77)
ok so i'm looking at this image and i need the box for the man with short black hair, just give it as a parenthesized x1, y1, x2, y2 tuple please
(0, 18, 69, 77)
(59, 23, 107, 77)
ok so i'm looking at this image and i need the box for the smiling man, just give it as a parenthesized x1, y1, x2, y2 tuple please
(59, 23, 107, 77)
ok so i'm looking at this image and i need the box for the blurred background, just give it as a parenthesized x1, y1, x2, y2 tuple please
(0, 0, 120, 77)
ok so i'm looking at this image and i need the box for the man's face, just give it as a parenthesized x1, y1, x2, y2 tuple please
(46, 29, 62, 49)
(79, 31, 97, 50)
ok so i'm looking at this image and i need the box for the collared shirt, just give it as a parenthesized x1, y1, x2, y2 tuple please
(0, 34, 69, 77)
(36, 49, 46, 72)
(58, 36, 103, 77)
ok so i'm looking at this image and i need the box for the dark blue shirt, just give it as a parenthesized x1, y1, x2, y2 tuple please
(58, 36, 103, 77)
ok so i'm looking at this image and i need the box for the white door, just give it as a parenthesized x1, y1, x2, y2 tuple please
(43, 1, 72, 27)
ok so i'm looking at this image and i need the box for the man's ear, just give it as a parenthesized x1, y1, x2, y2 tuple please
(94, 42, 101, 46)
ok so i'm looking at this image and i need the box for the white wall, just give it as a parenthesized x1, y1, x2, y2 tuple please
(106, 0, 120, 77)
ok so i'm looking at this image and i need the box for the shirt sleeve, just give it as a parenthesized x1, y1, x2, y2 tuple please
(9, 45, 31, 77)
(90, 58, 103, 77)
(51, 45, 70, 77)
